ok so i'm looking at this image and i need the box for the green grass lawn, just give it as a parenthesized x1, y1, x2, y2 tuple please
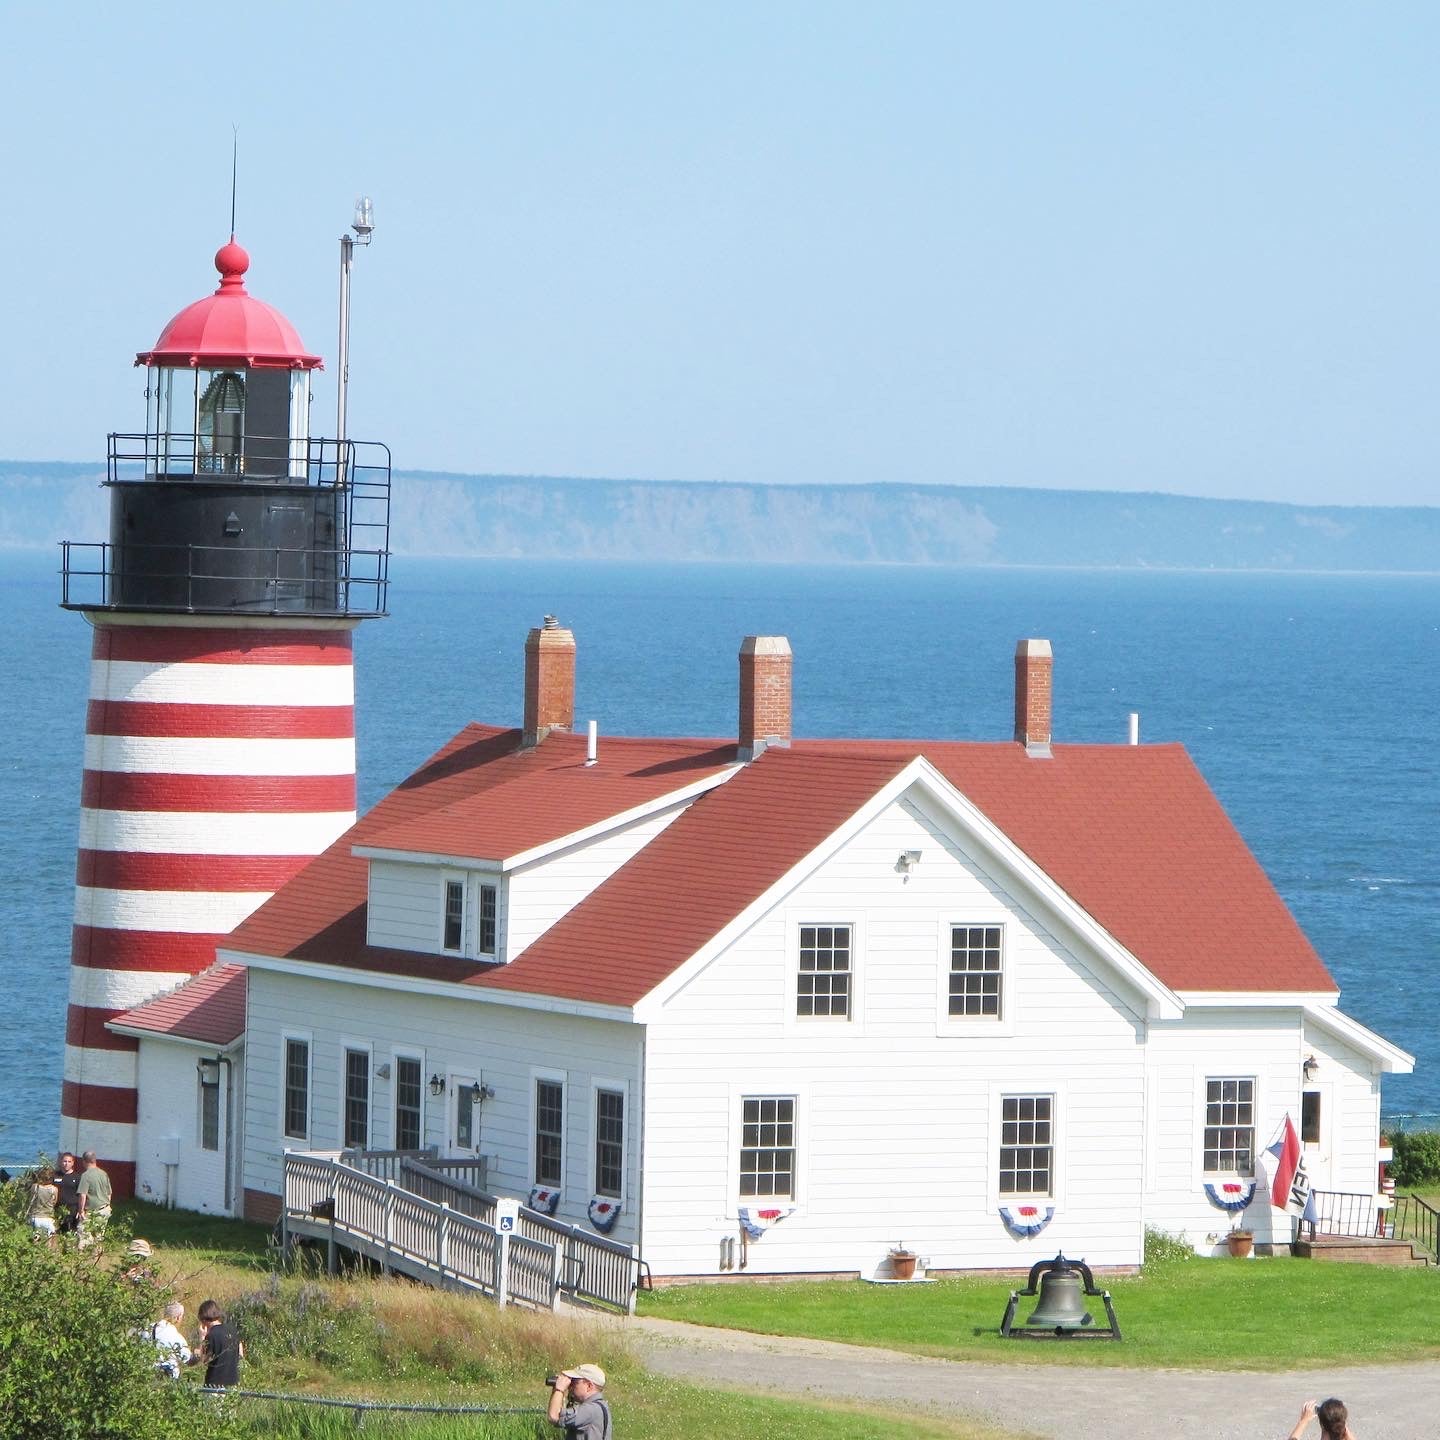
(640, 1253, 1440, 1370)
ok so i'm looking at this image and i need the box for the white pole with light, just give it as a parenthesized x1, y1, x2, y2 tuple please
(336, 196, 375, 446)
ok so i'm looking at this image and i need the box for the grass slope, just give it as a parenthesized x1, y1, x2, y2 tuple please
(107, 1202, 1016, 1440)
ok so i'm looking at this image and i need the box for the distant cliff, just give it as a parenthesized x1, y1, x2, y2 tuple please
(4, 459, 1439, 571)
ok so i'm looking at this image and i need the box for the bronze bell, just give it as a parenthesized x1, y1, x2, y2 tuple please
(1025, 1254, 1093, 1330)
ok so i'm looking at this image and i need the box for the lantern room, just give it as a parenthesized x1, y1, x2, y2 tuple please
(61, 236, 389, 619)
(135, 239, 320, 482)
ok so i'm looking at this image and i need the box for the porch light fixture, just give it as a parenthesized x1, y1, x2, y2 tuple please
(468, 1082, 495, 1106)
(898, 849, 922, 873)
(1302, 1054, 1319, 1082)
(429, 1073, 446, 1097)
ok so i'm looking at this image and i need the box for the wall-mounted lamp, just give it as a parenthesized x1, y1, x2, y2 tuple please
(898, 848, 923, 874)
(1302, 1055, 1319, 1083)
(375, 1062, 391, 1081)
(196, 1057, 220, 1084)
(429, 1073, 446, 1097)
(468, 1082, 495, 1106)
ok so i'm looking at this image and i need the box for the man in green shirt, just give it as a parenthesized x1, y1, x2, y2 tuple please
(76, 1150, 113, 1248)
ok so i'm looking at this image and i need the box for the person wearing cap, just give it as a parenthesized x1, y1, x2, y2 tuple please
(122, 1237, 155, 1284)
(548, 1363, 611, 1439)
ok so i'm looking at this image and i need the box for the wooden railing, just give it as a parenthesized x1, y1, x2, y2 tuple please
(396, 1159, 641, 1313)
(282, 1154, 555, 1308)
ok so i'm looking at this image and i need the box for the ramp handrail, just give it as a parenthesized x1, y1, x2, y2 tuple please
(395, 1158, 641, 1313)
(282, 1153, 556, 1308)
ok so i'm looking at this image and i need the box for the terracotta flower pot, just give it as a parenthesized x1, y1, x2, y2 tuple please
(1226, 1230, 1254, 1258)
(890, 1250, 918, 1280)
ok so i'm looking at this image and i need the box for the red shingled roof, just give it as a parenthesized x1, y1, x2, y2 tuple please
(226, 726, 739, 972)
(226, 724, 1336, 1008)
(109, 964, 247, 1045)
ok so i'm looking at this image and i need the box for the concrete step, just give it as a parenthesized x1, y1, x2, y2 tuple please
(1293, 1235, 1432, 1267)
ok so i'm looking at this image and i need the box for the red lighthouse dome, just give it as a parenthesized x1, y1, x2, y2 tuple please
(135, 238, 323, 371)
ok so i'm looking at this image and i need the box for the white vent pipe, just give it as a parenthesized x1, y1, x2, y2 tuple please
(1128, 712, 1140, 746)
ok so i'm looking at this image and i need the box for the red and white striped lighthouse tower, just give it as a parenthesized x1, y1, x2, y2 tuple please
(60, 237, 390, 1193)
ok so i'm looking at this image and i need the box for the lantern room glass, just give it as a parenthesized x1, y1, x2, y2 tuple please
(143, 365, 311, 480)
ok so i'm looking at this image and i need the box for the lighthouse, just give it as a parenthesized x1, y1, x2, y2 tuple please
(59, 235, 390, 1194)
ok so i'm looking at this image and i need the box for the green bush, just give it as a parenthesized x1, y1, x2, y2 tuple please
(1389, 1130, 1440, 1187)
(1143, 1226, 1196, 1267)
(0, 1205, 240, 1440)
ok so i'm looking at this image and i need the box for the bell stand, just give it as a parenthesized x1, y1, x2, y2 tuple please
(1000, 1253, 1123, 1340)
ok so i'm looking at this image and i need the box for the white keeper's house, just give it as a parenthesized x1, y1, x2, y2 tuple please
(108, 622, 1412, 1276)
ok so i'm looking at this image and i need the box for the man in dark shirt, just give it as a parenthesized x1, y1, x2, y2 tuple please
(192, 1299, 243, 1389)
(53, 1152, 81, 1235)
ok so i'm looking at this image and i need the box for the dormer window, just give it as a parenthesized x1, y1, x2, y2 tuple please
(443, 880, 465, 952)
(438, 873, 500, 959)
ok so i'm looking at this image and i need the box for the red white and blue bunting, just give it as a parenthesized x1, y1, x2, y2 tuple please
(999, 1205, 1055, 1238)
(1203, 1181, 1256, 1215)
(587, 1196, 622, 1232)
(528, 1185, 561, 1215)
(738, 1205, 795, 1239)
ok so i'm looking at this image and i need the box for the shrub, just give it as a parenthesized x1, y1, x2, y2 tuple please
(1389, 1130, 1440, 1187)
(0, 1207, 240, 1440)
(1143, 1226, 1195, 1267)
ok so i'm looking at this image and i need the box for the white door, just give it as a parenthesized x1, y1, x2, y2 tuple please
(1301, 1086, 1332, 1193)
(449, 1073, 481, 1156)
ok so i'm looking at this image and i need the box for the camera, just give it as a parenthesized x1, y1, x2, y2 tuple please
(545, 1375, 559, 1388)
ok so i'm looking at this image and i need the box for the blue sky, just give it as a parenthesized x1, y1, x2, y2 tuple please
(3, 2, 1437, 504)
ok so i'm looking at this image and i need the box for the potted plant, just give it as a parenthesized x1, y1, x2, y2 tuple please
(889, 1243, 918, 1280)
(1225, 1226, 1254, 1259)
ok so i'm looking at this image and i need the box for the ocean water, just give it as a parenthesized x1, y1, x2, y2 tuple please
(3, 549, 1438, 1163)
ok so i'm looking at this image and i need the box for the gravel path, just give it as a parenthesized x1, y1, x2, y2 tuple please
(631, 1316, 1440, 1439)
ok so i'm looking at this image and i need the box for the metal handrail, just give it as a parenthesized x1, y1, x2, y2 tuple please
(1391, 1193, 1440, 1260)
(1295, 1189, 1378, 1242)
(60, 539, 389, 617)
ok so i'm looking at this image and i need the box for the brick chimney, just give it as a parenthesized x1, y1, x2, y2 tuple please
(523, 615, 576, 747)
(1014, 638, 1052, 757)
(738, 635, 792, 761)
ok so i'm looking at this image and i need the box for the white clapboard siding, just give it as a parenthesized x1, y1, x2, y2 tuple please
(1142, 1012, 1302, 1250)
(641, 796, 1149, 1277)
(244, 970, 643, 1243)
(366, 860, 451, 953)
(133, 1041, 241, 1217)
(1303, 1018, 1383, 1197)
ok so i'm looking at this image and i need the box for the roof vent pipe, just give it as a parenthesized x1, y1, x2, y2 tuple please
(1128, 712, 1140, 746)
(586, 719, 598, 766)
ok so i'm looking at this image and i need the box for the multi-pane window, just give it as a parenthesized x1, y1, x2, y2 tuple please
(479, 883, 498, 955)
(535, 1079, 564, 1186)
(1204, 1077, 1255, 1174)
(595, 1089, 625, 1198)
(283, 1038, 309, 1140)
(949, 924, 1003, 1018)
(443, 880, 465, 951)
(395, 1056, 423, 1151)
(797, 924, 851, 1018)
(999, 1095, 1053, 1195)
(344, 1048, 370, 1148)
(739, 1096, 796, 1199)
(199, 1066, 220, 1152)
